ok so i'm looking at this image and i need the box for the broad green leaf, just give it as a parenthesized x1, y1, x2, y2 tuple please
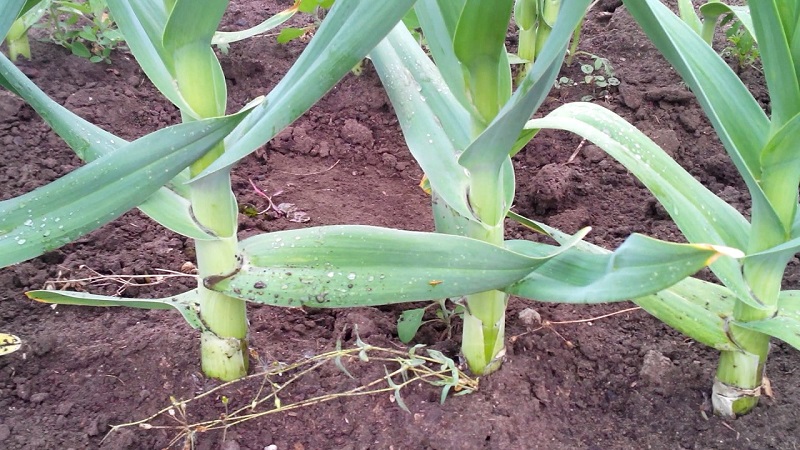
(162, 0, 228, 50)
(0, 53, 214, 240)
(525, 102, 761, 308)
(0, 333, 22, 356)
(636, 277, 738, 351)
(457, 0, 590, 218)
(370, 23, 473, 222)
(277, 27, 306, 44)
(748, 1, 799, 129)
(507, 216, 738, 351)
(0, 0, 26, 41)
(207, 225, 585, 307)
(193, 0, 417, 180)
(0, 112, 245, 268)
(625, 0, 774, 231)
(505, 232, 741, 303)
(26, 289, 205, 330)
(212, 4, 298, 45)
(398, 308, 427, 343)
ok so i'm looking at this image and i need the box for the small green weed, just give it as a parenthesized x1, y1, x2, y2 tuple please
(36, 0, 124, 63)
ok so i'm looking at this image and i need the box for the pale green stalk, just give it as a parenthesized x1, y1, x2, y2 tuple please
(172, 35, 249, 380)
(514, 0, 538, 76)
(535, 0, 560, 61)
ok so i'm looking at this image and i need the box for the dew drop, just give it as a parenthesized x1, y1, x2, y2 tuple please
(347, 273, 356, 280)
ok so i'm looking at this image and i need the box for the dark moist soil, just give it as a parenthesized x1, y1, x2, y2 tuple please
(1, 2, 798, 450)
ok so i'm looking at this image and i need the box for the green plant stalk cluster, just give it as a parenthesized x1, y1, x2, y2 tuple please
(514, 0, 560, 77)
(5, 0, 781, 421)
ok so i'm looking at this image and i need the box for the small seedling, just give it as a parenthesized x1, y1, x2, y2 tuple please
(575, 53, 619, 100)
(721, 15, 759, 70)
(34, 0, 124, 63)
(397, 298, 465, 343)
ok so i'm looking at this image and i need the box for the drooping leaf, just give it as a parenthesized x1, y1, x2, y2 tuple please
(0, 53, 215, 240)
(506, 216, 738, 351)
(0, 111, 246, 268)
(207, 225, 587, 307)
(26, 289, 205, 330)
(699, 3, 755, 44)
(525, 101, 761, 309)
(624, 0, 784, 256)
(212, 4, 298, 45)
(505, 229, 742, 303)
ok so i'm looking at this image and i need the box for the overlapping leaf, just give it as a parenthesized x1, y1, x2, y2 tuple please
(506, 217, 738, 351)
(525, 102, 760, 308)
(0, 53, 214, 240)
(0, 111, 246, 268)
(370, 23, 473, 222)
(625, 0, 783, 257)
(207, 225, 586, 307)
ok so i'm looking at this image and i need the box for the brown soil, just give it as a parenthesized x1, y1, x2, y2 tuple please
(1, 2, 798, 450)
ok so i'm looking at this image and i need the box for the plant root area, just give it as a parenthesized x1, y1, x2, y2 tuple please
(1, 2, 798, 449)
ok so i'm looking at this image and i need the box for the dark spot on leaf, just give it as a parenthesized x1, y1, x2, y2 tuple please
(254, 281, 266, 289)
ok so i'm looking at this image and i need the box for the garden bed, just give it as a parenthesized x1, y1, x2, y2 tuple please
(0, 2, 797, 449)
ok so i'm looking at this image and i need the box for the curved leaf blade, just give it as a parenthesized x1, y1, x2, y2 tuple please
(207, 225, 584, 307)
(212, 4, 298, 45)
(507, 216, 738, 350)
(525, 102, 761, 308)
(505, 232, 741, 303)
(0, 113, 245, 268)
(624, 0, 770, 202)
(0, 54, 213, 240)
(26, 289, 205, 330)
